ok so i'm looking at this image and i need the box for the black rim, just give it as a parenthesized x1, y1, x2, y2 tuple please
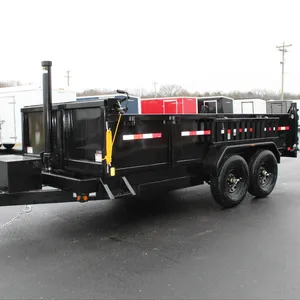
(258, 160, 275, 188)
(226, 168, 245, 195)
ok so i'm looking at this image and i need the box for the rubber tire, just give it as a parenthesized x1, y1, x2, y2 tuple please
(3, 144, 15, 150)
(248, 150, 278, 198)
(210, 155, 249, 209)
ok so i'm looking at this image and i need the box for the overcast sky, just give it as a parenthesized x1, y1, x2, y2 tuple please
(0, 0, 299, 94)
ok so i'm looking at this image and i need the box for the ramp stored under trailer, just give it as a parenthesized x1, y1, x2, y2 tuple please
(0, 61, 298, 209)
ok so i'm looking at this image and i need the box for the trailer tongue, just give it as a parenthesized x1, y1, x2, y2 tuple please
(0, 61, 298, 209)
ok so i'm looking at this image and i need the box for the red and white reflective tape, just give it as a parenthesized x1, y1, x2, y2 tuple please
(227, 128, 253, 135)
(264, 127, 276, 132)
(278, 126, 290, 131)
(181, 130, 211, 136)
(238, 128, 252, 133)
(227, 129, 231, 140)
(123, 133, 162, 140)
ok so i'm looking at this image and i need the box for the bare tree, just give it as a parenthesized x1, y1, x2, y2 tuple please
(158, 84, 189, 97)
(76, 84, 300, 100)
(0, 80, 22, 88)
(77, 88, 116, 97)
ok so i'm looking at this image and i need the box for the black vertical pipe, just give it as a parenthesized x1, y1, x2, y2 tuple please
(41, 61, 52, 169)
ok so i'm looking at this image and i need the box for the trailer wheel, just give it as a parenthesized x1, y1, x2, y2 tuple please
(210, 155, 249, 209)
(3, 144, 15, 150)
(248, 150, 278, 198)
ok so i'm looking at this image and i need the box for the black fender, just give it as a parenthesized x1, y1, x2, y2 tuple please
(203, 142, 281, 176)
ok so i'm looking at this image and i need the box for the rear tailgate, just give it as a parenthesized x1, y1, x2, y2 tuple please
(279, 103, 298, 157)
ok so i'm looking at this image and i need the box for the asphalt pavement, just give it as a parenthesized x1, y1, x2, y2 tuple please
(1, 156, 300, 299)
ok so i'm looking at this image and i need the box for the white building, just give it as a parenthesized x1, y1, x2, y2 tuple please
(0, 85, 76, 150)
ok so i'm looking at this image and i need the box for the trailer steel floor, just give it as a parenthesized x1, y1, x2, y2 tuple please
(0, 156, 300, 299)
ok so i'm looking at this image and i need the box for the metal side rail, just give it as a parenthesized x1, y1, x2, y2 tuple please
(43, 172, 137, 200)
(0, 173, 138, 207)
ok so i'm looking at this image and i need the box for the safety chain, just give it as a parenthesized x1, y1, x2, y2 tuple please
(0, 205, 32, 230)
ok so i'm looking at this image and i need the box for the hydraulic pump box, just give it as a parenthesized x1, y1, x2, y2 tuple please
(0, 155, 42, 193)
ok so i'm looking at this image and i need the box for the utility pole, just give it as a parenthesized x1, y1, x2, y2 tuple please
(65, 70, 71, 87)
(276, 42, 292, 100)
(153, 81, 158, 97)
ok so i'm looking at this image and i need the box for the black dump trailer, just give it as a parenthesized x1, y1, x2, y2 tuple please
(0, 61, 299, 209)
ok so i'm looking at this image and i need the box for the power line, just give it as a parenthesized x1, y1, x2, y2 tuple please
(153, 81, 158, 97)
(65, 70, 71, 87)
(276, 42, 292, 101)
